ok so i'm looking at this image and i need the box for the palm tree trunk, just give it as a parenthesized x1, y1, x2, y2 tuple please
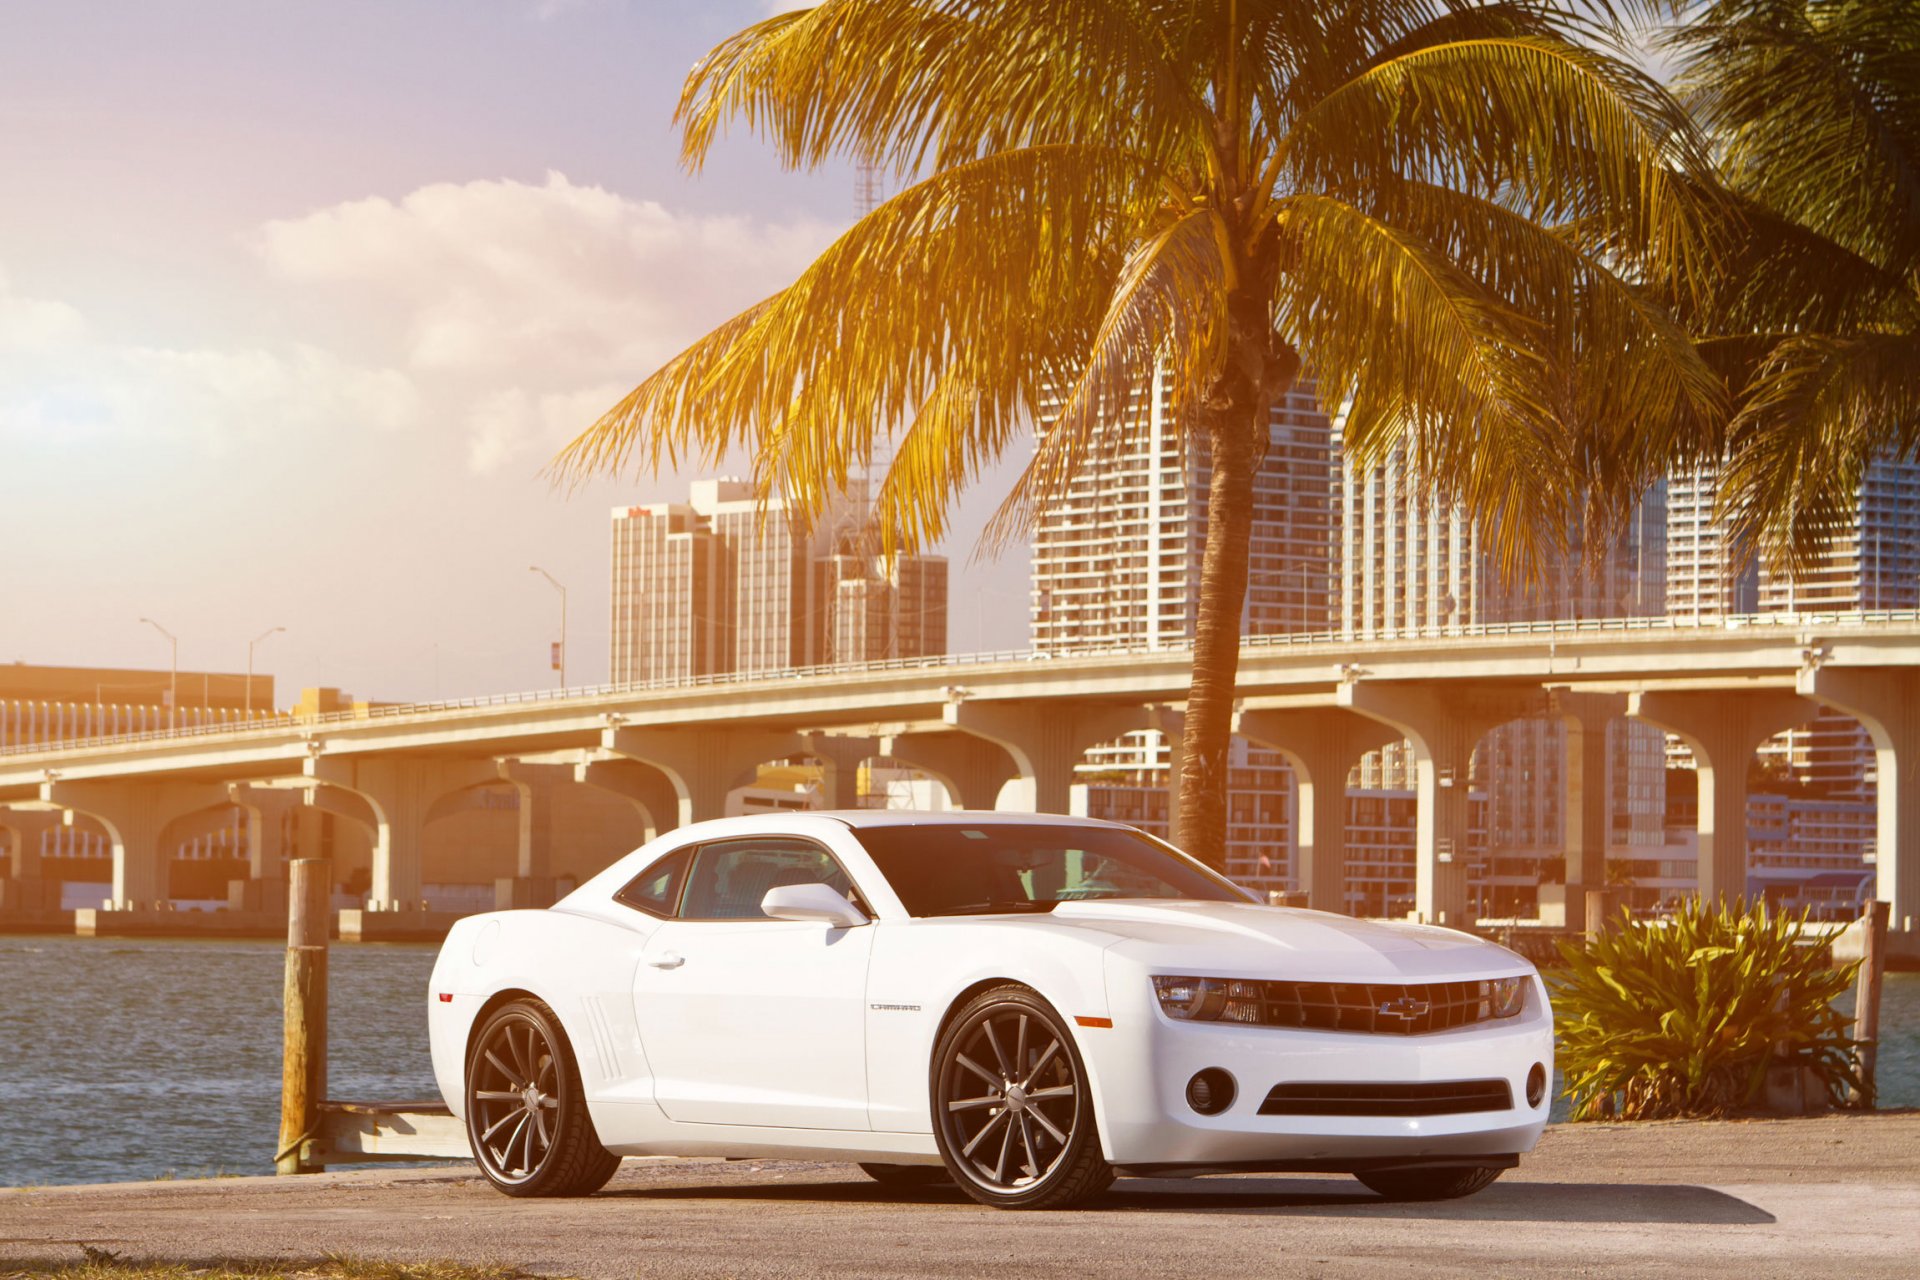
(1174, 418, 1263, 870)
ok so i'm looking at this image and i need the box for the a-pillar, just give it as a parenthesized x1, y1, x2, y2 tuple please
(601, 726, 806, 826)
(41, 780, 231, 912)
(877, 731, 1019, 810)
(803, 734, 879, 810)
(1339, 683, 1544, 927)
(943, 701, 1148, 815)
(227, 783, 301, 914)
(1235, 705, 1398, 913)
(1628, 689, 1814, 906)
(306, 756, 501, 912)
(1549, 692, 1627, 933)
(0, 808, 59, 912)
(495, 759, 567, 910)
(1797, 667, 1920, 937)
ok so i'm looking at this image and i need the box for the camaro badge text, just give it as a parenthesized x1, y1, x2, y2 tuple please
(869, 1003, 922, 1012)
(1377, 996, 1432, 1020)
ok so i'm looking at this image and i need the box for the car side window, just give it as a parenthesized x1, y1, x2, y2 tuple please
(679, 838, 853, 921)
(613, 847, 691, 919)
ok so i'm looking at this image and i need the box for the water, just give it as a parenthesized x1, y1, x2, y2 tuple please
(2, 935, 1917, 1187)
(0, 934, 442, 1186)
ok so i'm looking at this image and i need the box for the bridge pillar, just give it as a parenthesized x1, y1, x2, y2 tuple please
(41, 780, 232, 911)
(1339, 684, 1544, 927)
(1628, 689, 1814, 905)
(0, 808, 59, 912)
(1235, 706, 1398, 914)
(306, 756, 501, 911)
(575, 755, 680, 838)
(877, 731, 1019, 810)
(602, 726, 807, 825)
(226, 783, 301, 914)
(494, 759, 569, 910)
(1551, 692, 1627, 934)
(943, 701, 1147, 815)
(1797, 667, 1920, 936)
(803, 734, 879, 810)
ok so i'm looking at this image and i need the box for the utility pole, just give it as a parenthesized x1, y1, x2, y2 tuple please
(139, 617, 178, 731)
(248, 626, 287, 717)
(530, 565, 567, 691)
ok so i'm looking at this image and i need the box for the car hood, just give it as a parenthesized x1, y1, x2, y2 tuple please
(1047, 900, 1532, 982)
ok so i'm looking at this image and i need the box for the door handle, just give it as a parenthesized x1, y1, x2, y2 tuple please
(647, 952, 685, 970)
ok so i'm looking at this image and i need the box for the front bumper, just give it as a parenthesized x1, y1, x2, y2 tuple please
(1085, 966, 1554, 1168)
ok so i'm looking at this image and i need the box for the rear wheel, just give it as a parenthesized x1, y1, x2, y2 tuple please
(931, 986, 1113, 1210)
(857, 1162, 951, 1189)
(465, 998, 621, 1197)
(1355, 1165, 1504, 1201)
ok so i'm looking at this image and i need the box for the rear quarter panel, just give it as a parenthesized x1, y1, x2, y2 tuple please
(428, 907, 657, 1137)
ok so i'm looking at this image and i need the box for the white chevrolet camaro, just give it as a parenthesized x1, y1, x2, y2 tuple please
(429, 811, 1552, 1209)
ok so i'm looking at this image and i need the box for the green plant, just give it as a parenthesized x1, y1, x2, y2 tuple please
(1552, 898, 1864, 1120)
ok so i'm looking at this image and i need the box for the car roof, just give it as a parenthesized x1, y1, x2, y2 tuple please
(691, 809, 1130, 832)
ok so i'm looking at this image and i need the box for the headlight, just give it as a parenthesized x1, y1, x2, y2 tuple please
(1484, 976, 1527, 1019)
(1152, 976, 1264, 1024)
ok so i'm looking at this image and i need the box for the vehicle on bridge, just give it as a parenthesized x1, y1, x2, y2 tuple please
(428, 811, 1552, 1209)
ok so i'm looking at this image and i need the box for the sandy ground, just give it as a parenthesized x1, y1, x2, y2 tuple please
(3, 1114, 1916, 1279)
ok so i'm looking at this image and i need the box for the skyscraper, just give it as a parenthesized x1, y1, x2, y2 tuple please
(610, 478, 947, 685)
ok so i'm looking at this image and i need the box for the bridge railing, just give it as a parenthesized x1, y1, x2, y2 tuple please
(5, 608, 1919, 761)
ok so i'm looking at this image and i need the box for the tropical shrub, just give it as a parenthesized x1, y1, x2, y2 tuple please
(1552, 898, 1863, 1120)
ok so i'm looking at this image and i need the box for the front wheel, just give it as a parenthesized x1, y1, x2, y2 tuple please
(1355, 1165, 1504, 1201)
(931, 986, 1113, 1209)
(465, 998, 621, 1197)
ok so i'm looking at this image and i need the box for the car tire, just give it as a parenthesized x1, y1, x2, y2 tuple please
(465, 997, 621, 1197)
(931, 985, 1114, 1210)
(857, 1162, 951, 1189)
(1355, 1165, 1505, 1201)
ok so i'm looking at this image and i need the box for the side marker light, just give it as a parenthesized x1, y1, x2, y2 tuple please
(1074, 1016, 1113, 1028)
(437, 993, 454, 1003)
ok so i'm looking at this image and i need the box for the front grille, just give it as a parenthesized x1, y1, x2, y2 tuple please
(1259, 1079, 1515, 1117)
(1254, 979, 1501, 1035)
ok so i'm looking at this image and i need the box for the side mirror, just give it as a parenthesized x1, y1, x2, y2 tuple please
(761, 882, 869, 929)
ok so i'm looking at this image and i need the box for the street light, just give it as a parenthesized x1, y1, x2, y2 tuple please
(247, 626, 286, 717)
(529, 565, 567, 691)
(138, 617, 178, 731)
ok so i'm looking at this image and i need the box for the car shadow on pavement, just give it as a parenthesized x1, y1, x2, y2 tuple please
(603, 1176, 1775, 1225)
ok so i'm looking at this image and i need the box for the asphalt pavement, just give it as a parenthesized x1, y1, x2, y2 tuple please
(4, 1113, 1916, 1279)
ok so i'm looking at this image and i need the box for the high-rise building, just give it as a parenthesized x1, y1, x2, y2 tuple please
(1029, 372, 1334, 894)
(610, 478, 948, 685)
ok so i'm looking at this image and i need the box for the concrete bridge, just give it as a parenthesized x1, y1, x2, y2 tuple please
(3, 611, 1918, 942)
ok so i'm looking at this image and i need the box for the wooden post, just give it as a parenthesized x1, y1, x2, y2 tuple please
(277, 857, 330, 1174)
(1849, 899, 1890, 1108)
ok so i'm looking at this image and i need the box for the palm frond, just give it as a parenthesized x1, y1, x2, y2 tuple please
(1275, 191, 1564, 572)
(1721, 330, 1920, 572)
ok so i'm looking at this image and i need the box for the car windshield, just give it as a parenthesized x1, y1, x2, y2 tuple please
(852, 822, 1255, 918)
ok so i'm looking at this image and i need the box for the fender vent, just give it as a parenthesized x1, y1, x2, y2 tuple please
(1258, 1079, 1514, 1117)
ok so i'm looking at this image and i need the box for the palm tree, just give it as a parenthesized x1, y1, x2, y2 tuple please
(558, 0, 1721, 869)
(1666, 0, 1920, 566)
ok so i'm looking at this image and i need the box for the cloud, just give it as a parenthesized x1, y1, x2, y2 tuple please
(2, 172, 833, 474)
(256, 171, 834, 469)
(0, 268, 88, 351)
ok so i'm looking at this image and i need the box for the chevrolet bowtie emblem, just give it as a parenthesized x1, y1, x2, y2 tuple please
(1377, 996, 1432, 1020)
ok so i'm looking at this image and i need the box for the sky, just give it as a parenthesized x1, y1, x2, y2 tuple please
(0, 0, 1036, 705)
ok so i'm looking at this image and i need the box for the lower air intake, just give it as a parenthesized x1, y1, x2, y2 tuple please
(1258, 1079, 1514, 1117)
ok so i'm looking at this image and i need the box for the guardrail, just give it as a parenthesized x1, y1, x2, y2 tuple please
(5, 608, 1919, 762)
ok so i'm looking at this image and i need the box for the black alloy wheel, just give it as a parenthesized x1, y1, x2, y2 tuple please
(931, 985, 1114, 1209)
(465, 997, 621, 1197)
